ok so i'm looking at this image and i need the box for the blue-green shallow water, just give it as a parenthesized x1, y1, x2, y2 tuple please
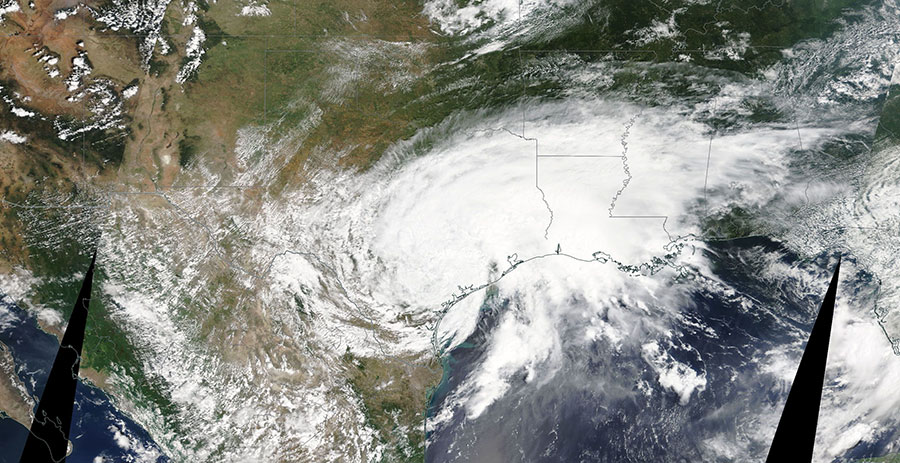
(0, 296, 168, 462)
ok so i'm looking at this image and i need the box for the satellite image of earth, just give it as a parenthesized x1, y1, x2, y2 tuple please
(1, 0, 900, 461)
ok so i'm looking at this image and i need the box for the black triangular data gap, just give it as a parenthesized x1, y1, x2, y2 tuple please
(765, 257, 840, 463)
(19, 250, 97, 463)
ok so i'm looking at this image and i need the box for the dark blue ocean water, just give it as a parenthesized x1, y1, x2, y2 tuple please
(0, 296, 168, 463)
(424, 237, 895, 462)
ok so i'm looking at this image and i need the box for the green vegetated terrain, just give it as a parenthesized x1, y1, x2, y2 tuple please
(0, 0, 885, 460)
